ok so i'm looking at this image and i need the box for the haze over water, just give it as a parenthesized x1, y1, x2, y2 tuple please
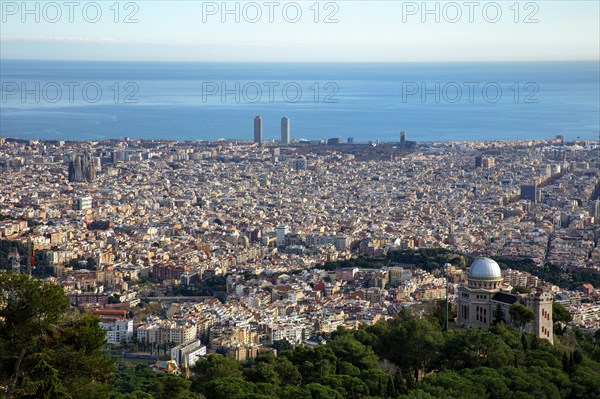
(0, 60, 598, 142)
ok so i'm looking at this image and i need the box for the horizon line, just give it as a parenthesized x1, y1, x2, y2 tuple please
(2, 58, 599, 64)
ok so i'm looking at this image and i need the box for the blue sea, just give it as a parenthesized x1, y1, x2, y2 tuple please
(0, 60, 598, 142)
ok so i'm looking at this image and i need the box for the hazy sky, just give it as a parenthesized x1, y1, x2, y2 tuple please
(1, 1, 599, 62)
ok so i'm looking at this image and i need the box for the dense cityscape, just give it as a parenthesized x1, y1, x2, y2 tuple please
(2, 126, 600, 396)
(0, 128, 600, 324)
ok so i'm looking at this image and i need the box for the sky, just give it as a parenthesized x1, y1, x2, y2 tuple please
(1, 1, 599, 62)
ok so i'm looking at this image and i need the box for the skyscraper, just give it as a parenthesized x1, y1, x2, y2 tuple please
(254, 116, 263, 146)
(400, 131, 406, 148)
(520, 184, 539, 203)
(475, 156, 483, 168)
(276, 225, 289, 247)
(281, 116, 290, 144)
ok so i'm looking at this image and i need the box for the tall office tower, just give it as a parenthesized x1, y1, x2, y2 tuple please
(68, 151, 95, 183)
(520, 184, 539, 203)
(475, 156, 483, 168)
(254, 116, 263, 146)
(280, 116, 290, 144)
(400, 131, 406, 148)
(276, 225, 289, 247)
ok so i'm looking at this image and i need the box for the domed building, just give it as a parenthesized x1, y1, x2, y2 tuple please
(467, 257, 503, 289)
(457, 257, 553, 343)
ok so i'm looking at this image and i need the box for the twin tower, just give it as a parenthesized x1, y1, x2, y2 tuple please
(254, 116, 290, 146)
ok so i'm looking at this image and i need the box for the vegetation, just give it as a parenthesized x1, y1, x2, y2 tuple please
(317, 248, 471, 273)
(171, 275, 227, 298)
(511, 285, 531, 294)
(491, 256, 600, 290)
(105, 309, 600, 399)
(0, 240, 29, 270)
(317, 249, 600, 290)
(0, 273, 115, 398)
(2, 272, 600, 399)
(508, 304, 535, 333)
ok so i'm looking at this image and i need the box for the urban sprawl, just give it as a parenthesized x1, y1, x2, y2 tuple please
(1, 130, 599, 372)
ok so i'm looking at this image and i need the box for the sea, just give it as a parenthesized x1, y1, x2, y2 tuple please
(0, 60, 598, 142)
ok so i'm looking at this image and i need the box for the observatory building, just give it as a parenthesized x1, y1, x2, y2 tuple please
(457, 257, 553, 343)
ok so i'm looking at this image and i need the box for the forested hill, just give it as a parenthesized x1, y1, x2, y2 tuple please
(109, 312, 600, 399)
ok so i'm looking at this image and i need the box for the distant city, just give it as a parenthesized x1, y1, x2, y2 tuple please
(2, 136, 599, 360)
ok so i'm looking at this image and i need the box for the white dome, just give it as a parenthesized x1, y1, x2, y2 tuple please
(469, 257, 502, 280)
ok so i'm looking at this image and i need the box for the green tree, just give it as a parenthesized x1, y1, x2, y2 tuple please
(509, 304, 534, 333)
(320, 375, 369, 399)
(304, 383, 344, 399)
(274, 357, 302, 386)
(437, 329, 513, 370)
(329, 329, 379, 371)
(552, 302, 572, 324)
(149, 374, 194, 399)
(0, 274, 114, 398)
(359, 368, 390, 397)
(115, 391, 155, 399)
(425, 300, 455, 329)
(20, 353, 71, 399)
(272, 339, 293, 353)
(416, 370, 485, 399)
(49, 312, 116, 393)
(569, 361, 600, 398)
(511, 286, 531, 294)
(86, 257, 98, 270)
(283, 345, 337, 383)
(280, 385, 311, 399)
(190, 354, 243, 391)
(243, 362, 280, 385)
(110, 364, 161, 394)
(462, 367, 512, 399)
(368, 309, 442, 382)
(492, 304, 505, 325)
(203, 377, 256, 399)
